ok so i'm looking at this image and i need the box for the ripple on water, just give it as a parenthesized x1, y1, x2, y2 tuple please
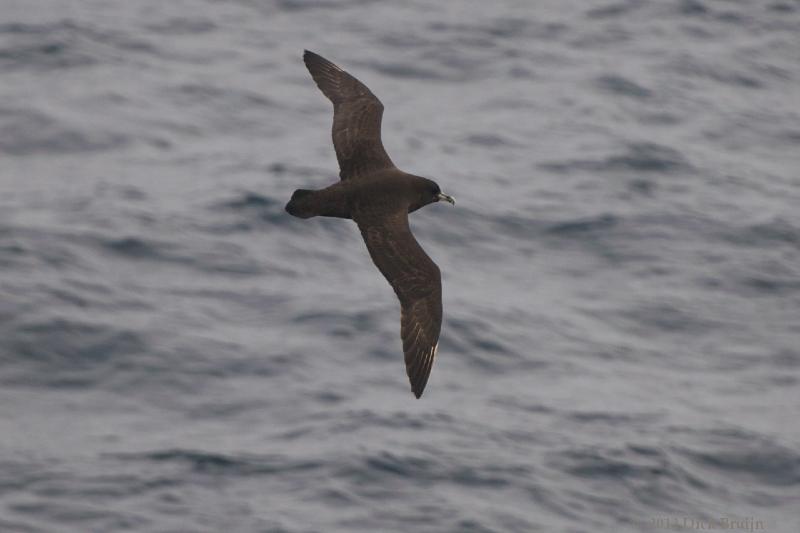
(540, 142, 692, 175)
(0, 318, 147, 388)
(0, 20, 160, 71)
(110, 449, 324, 477)
(98, 234, 265, 276)
(0, 107, 129, 156)
(594, 74, 653, 99)
(0, 21, 97, 70)
(442, 316, 528, 373)
(144, 17, 217, 35)
(720, 218, 800, 250)
(545, 213, 619, 235)
(207, 191, 296, 230)
(339, 450, 528, 490)
(678, 434, 800, 488)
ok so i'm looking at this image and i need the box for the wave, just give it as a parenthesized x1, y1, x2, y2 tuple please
(540, 143, 692, 174)
(110, 449, 323, 477)
(0, 107, 129, 156)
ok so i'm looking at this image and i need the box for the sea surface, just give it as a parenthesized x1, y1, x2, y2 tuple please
(1, 1, 799, 532)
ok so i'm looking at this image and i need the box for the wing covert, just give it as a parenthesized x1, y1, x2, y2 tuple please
(355, 210, 442, 398)
(303, 50, 395, 180)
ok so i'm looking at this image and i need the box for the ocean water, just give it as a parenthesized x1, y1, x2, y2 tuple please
(1, 0, 799, 531)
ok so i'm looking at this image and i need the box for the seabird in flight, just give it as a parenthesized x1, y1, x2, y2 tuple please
(286, 50, 455, 398)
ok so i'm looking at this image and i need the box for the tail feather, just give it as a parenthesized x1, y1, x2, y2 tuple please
(285, 186, 351, 219)
(285, 189, 315, 218)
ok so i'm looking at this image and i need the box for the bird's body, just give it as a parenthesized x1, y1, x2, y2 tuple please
(286, 51, 454, 398)
(286, 169, 441, 220)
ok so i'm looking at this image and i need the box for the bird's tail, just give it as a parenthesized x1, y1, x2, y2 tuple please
(285, 187, 352, 219)
(285, 189, 317, 218)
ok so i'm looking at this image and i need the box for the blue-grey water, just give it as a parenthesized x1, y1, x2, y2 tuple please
(1, 1, 799, 532)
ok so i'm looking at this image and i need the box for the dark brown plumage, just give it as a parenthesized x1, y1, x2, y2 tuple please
(285, 51, 455, 399)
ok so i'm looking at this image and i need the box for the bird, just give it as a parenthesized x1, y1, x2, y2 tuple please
(285, 50, 455, 398)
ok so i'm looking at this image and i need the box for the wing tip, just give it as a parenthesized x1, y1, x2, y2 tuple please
(409, 368, 431, 399)
(302, 49, 318, 68)
(303, 50, 342, 72)
(404, 322, 440, 399)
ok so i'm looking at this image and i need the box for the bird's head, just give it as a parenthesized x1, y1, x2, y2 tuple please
(410, 177, 455, 213)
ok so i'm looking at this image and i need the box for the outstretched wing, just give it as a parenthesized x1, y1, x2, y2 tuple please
(355, 210, 442, 398)
(303, 50, 395, 180)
